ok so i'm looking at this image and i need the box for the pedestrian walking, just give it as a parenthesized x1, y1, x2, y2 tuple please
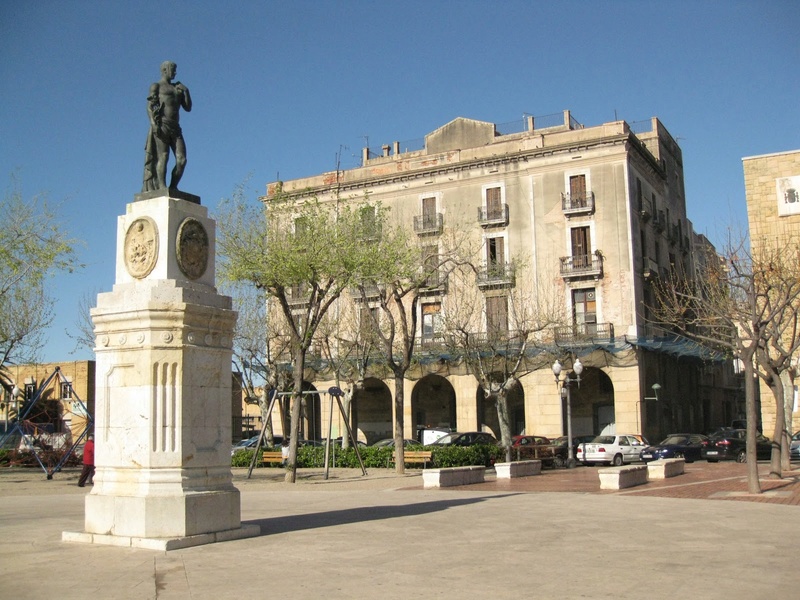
(78, 434, 95, 487)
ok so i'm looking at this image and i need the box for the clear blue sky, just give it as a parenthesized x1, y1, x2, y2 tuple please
(1, 0, 798, 364)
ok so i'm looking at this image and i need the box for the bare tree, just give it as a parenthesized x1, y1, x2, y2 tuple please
(652, 231, 800, 491)
(442, 263, 566, 461)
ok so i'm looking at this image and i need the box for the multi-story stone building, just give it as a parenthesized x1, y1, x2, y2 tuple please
(262, 111, 739, 445)
(1, 361, 95, 444)
(743, 149, 800, 435)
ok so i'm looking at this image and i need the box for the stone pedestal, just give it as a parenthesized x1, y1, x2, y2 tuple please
(63, 193, 259, 550)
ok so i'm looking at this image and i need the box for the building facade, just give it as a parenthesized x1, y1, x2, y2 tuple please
(261, 112, 739, 445)
(743, 149, 800, 435)
(1, 361, 95, 444)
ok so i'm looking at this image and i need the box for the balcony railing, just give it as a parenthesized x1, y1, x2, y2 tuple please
(477, 204, 509, 227)
(554, 322, 614, 344)
(476, 262, 516, 289)
(559, 253, 603, 279)
(561, 191, 595, 215)
(413, 212, 444, 235)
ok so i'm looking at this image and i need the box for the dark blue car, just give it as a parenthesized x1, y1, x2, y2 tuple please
(639, 433, 709, 463)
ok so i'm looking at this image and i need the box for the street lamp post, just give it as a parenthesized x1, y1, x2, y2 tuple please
(552, 357, 583, 467)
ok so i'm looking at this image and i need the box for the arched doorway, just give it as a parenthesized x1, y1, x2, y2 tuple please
(476, 379, 525, 439)
(353, 377, 392, 444)
(568, 368, 615, 436)
(411, 375, 457, 438)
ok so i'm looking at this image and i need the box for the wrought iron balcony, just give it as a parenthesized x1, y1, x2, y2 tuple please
(413, 212, 443, 236)
(561, 191, 595, 216)
(476, 262, 516, 289)
(477, 204, 509, 227)
(559, 253, 603, 280)
(554, 322, 614, 344)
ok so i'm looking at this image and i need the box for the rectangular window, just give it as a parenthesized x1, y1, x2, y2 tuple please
(485, 187, 502, 219)
(572, 288, 597, 333)
(570, 226, 590, 268)
(486, 295, 508, 335)
(486, 236, 505, 277)
(422, 245, 440, 287)
(570, 174, 587, 205)
(61, 382, 72, 399)
(422, 197, 436, 228)
(421, 303, 442, 343)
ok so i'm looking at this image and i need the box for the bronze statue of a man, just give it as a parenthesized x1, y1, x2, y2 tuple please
(142, 61, 192, 192)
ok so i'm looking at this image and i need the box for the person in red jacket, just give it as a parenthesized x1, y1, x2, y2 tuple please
(78, 434, 95, 487)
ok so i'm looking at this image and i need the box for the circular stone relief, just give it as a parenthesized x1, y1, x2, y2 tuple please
(176, 218, 209, 280)
(124, 217, 159, 279)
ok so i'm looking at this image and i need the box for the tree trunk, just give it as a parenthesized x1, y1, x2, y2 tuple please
(285, 346, 306, 483)
(769, 373, 786, 478)
(744, 358, 761, 493)
(495, 390, 512, 463)
(781, 371, 793, 471)
(393, 374, 406, 474)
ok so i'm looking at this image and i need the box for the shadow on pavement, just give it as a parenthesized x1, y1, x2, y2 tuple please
(245, 493, 520, 537)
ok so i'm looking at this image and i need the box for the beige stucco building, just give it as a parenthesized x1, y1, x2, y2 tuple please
(743, 149, 800, 435)
(259, 112, 740, 445)
(1, 361, 95, 445)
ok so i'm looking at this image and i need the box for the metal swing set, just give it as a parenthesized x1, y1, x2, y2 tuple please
(0, 366, 93, 479)
(246, 386, 366, 480)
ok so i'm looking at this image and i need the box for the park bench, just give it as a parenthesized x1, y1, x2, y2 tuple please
(261, 451, 285, 466)
(390, 450, 432, 468)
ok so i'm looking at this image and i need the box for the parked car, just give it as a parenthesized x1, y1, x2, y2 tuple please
(231, 435, 284, 455)
(431, 431, 498, 446)
(371, 438, 423, 448)
(791, 431, 800, 461)
(576, 434, 648, 466)
(701, 429, 772, 463)
(639, 433, 709, 463)
(550, 435, 597, 466)
(511, 435, 550, 447)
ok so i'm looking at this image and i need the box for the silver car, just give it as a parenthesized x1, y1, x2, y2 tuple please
(577, 434, 648, 466)
(791, 431, 800, 460)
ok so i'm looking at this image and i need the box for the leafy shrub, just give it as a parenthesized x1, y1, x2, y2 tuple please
(430, 444, 502, 468)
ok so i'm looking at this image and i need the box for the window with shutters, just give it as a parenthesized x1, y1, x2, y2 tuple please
(486, 295, 508, 336)
(570, 226, 591, 269)
(487, 236, 505, 277)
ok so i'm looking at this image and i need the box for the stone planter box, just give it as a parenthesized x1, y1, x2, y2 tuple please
(423, 465, 486, 488)
(495, 460, 542, 479)
(598, 465, 648, 490)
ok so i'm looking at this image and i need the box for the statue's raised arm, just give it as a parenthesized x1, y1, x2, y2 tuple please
(142, 61, 191, 193)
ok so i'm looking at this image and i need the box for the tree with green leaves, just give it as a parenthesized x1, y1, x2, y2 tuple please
(216, 186, 397, 482)
(1, 176, 80, 390)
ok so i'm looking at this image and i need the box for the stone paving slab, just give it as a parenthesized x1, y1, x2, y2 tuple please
(1, 463, 798, 599)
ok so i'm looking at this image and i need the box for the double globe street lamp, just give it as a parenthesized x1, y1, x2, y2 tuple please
(552, 357, 583, 468)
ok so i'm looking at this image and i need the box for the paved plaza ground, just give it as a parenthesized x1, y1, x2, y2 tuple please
(1, 461, 798, 599)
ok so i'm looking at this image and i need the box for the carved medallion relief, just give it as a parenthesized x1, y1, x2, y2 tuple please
(176, 217, 209, 280)
(124, 217, 159, 278)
